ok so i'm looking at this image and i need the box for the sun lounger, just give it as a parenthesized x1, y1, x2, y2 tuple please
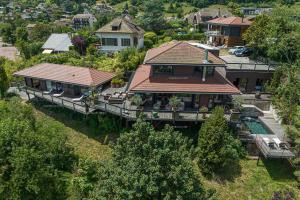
(52, 91, 64, 97)
(262, 137, 277, 150)
(72, 95, 85, 102)
(273, 138, 289, 150)
(42, 89, 53, 95)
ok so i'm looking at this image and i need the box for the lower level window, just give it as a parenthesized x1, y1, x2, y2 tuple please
(121, 38, 131, 46)
(102, 38, 118, 46)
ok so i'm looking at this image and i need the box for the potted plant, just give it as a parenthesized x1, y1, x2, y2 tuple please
(169, 96, 181, 120)
(131, 95, 143, 117)
(199, 106, 208, 119)
(231, 96, 243, 122)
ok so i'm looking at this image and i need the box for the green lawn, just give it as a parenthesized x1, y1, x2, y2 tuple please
(34, 105, 112, 161)
(202, 158, 300, 200)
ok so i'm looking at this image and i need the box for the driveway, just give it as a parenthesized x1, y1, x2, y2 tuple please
(0, 40, 19, 61)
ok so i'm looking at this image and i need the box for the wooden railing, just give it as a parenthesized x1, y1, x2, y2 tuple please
(19, 86, 231, 122)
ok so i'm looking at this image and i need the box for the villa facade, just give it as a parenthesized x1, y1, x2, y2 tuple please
(128, 41, 241, 112)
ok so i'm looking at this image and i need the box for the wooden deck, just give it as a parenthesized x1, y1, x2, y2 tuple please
(254, 135, 295, 159)
(21, 87, 231, 122)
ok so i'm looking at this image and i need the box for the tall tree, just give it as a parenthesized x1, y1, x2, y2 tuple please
(90, 119, 207, 199)
(198, 107, 244, 176)
(0, 99, 77, 199)
(138, 0, 166, 32)
(0, 59, 9, 98)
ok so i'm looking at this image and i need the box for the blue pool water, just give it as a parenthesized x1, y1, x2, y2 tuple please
(242, 118, 270, 135)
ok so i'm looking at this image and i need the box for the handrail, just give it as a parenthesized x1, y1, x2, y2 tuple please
(20, 86, 232, 120)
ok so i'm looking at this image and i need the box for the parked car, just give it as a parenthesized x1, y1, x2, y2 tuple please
(234, 47, 252, 57)
(228, 46, 244, 54)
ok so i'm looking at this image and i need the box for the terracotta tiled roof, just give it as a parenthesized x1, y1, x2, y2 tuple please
(95, 17, 144, 34)
(129, 65, 240, 94)
(14, 63, 116, 87)
(144, 41, 225, 65)
(206, 16, 252, 26)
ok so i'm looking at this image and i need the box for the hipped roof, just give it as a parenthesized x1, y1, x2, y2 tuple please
(14, 63, 116, 87)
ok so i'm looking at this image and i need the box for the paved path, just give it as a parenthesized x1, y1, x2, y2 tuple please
(259, 113, 285, 140)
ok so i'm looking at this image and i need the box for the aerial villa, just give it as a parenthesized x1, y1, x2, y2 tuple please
(14, 41, 241, 122)
(128, 41, 240, 111)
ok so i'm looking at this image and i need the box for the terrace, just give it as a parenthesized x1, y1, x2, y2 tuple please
(20, 85, 232, 122)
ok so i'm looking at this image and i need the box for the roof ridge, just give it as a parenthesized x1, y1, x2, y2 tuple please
(145, 41, 183, 63)
(185, 42, 225, 64)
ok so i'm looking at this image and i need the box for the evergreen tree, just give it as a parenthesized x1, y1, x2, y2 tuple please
(198, 107, 244, 176)
(138, 0, 166, 32)
(0, 59, 9, 98)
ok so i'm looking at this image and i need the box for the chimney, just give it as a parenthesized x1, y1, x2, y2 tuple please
(218, 8, 221, 17)
(202, 49, 209, 82)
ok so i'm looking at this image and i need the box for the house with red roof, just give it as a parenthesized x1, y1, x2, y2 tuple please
(14, 63, 116, 97)
(128, 41, 240, 111)
(206, 16, 252, 47)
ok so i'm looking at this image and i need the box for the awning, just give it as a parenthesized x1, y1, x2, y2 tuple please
(42, 49, 53, 54)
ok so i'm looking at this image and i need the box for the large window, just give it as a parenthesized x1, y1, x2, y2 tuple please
(121, 38, 131, 46)
(134, 37, 138, 46)
(229, 27, 241, 37)
(153, 65, 173, 74)
(102, 38, 118, 46)
(206, 67, 214, 76)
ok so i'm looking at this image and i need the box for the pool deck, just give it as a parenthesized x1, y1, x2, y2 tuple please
(259, 113, 285, 140)
(255, 134, 294, 159)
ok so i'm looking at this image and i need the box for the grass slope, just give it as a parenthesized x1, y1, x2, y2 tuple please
(31, 102, 300, 200)
(202, 159, 300, 200)
(34, 107, 112, 161)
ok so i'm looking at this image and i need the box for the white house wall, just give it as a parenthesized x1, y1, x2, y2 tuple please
(96, 32, 144, 53)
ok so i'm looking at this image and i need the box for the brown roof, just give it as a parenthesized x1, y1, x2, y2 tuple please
(129, 65, 240, 94)
(14, 63, 116, 87)
(207, 16, 252, 26)
(73, 14, 95, 20)
(144, 41, 225, 65)
(95, 17, 144, 34)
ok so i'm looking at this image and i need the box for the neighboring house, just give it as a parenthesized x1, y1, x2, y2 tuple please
(184, 8, 232, 30)
(206, 17, 252, 47)
(14, 63, 116, 97)
(42, 34, 73, 54)
(54, 18, 73, 27)
(241, 7, 272, 16)
(92, 3, 114, 13)
(72, 14, 97, 30)
(128, 41, 240, 111)
(95, 16, 144, 53)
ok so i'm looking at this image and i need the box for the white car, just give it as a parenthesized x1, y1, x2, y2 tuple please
(228, 46, 244, 54)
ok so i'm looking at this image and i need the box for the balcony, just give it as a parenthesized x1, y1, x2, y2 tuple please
(18, 86, 234, 122)
(205, 30, 222, 36)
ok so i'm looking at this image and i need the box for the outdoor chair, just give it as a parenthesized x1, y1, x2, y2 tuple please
(42, 89, 54, 95)
(52, 91, 64, 97)
(273, 138, 289, 150)
(72, 95, 85, 102)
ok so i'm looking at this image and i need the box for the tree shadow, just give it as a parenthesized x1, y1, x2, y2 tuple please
(261, 158, 296, 181)
(214, 161, 242, 183)
(203, 161, 242, 184)
(29, 99, 120, 143)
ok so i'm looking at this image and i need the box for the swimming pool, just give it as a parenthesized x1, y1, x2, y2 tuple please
(242, 117, 271, 135)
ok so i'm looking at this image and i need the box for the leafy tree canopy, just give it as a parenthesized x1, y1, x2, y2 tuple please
(89, 119, 207, 199)
(0, 98, 77, 199)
